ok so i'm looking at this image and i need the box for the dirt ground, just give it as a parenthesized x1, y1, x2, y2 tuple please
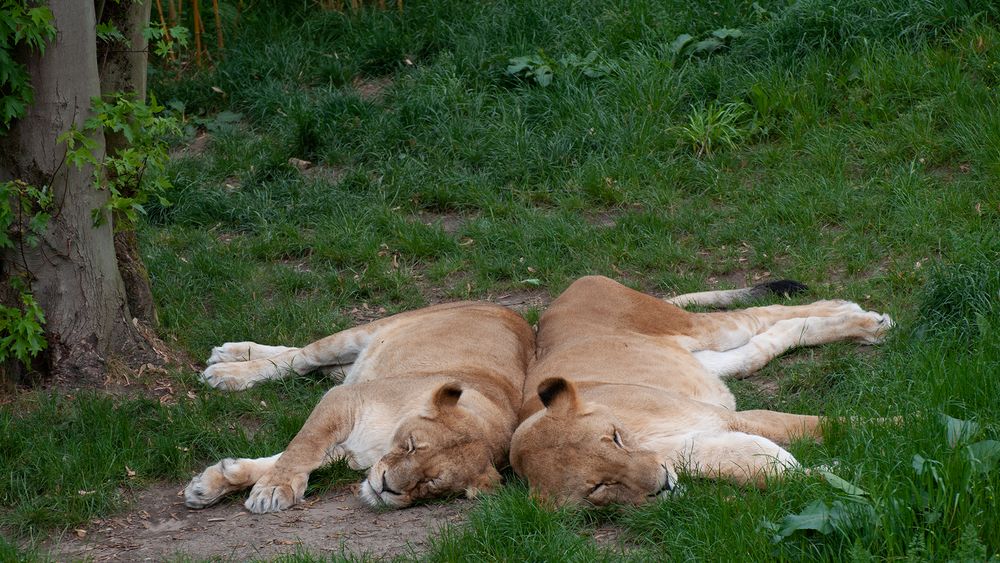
(50, 483, 470, 561)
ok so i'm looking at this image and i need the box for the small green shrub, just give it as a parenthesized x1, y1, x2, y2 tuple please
(676, 102, 750, 157)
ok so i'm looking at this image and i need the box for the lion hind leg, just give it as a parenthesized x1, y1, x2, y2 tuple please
(669, 431, 800, 488)
(682, 300, 887, 352)
(184, 453, 281, 509)
(693, 312, 893, 379)
(200, 324, 376, 390)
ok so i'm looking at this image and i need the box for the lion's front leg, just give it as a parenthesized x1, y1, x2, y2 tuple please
(244, 387, 360, 513)
(666, 431, 801, 488)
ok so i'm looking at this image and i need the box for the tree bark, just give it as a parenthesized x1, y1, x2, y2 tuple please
(0, 0, 156, 385)
(97, 0, 159, 327)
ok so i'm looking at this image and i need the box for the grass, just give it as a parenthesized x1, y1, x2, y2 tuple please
(3, 0, 1000, 559)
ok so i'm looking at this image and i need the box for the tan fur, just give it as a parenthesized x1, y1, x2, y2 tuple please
(510, 276, 892, 506)
(185, 302, 533, 512)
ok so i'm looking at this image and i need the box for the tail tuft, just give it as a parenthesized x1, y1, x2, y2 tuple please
(750, 279, 809, 299)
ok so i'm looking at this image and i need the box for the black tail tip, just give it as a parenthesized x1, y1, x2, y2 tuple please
(751, 279, 809, 299)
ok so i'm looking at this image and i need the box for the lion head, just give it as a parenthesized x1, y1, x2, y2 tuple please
(359, 383, 503, 508)
(510, 377, 677, 506)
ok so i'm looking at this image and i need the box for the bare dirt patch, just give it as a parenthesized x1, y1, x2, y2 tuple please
(743, 372, 781, 397)
(352, 76, 394, 102)
(169, 132, 211, 160)
(346, 302, 391, 325)
(585, 524, 647, 556)
(491, 289, 550, 315)
(411, 210, 468, 235)
(303, 164, 345, 184)
(50, 483, 470, 561)
(287, 157, 346, 185)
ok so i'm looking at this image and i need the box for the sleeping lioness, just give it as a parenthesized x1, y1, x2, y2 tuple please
(511, 276, 893, 505)
(184, 302, 533, 512)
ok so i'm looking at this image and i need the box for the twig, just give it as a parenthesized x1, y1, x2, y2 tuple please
(192, 0, 203, 67)
(212, 0, 224, 52)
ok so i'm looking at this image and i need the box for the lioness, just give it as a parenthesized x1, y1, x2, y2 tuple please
(511, 276, 892, 505)
(184, 302, 533, 512)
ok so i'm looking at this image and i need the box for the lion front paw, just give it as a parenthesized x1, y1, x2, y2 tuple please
(244, 474, 306, 514)
(185, 458, 246, 509)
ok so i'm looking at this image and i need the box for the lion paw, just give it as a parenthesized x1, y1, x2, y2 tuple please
(244, 479, 303, 514)
(811, 300, 865, 315)
(201, 363, 258, 391)
(854, 311, 894, 345)
(207, 344, 250, 365)
(185, 458, 246, 509)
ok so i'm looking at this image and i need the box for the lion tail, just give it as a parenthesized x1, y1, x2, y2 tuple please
(665, 279, 808, 308)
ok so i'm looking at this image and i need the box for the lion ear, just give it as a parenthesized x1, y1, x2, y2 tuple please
(537, 377, 579, 415)
(430, 382, 463, 414)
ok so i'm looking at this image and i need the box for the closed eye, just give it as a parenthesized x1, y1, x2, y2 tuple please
(589, 483, 605, 495)
(612, 430, 624, 449)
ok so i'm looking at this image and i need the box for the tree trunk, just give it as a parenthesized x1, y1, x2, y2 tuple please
(98, 0, 159, 327)
(0, 0, 156, 385)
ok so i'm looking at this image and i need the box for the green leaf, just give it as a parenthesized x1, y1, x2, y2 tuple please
(711, 28, 743, 41)
(670, 34, 694, 55)
(966, 440, 1000, 474)
(818, 469, 868, 497)
(941, 413, 979, 447)
(768, 500, 837, 540)
(534, 66, 553, 87)
(96, 22, 126, 43)
(506, 56, 535, 75)
(692, 38, 724, 55)
(521, 278, 541, 286)
(764, 500, 875, 543)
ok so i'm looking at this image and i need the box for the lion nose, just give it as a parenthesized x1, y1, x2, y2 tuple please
(648, 464, 674, 497)
(382, 474, 401, 496)
(661, 464, 674, 491)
